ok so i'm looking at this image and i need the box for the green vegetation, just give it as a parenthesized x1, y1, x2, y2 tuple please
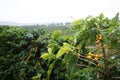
(0, 13, 120, 80)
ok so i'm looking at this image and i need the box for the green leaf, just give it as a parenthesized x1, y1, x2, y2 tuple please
(62, 52, 73, 66)
(48, 48, 52, 54)
(47, 60, 57, 80)
(99, 13, 104, 20)
(111, 12, 119, 26)
(56, 43, 72, 58)
(41, 53, 49, 60)
(67, 54, 78, 80)
(41, 52, 56, 63)
(71, 19, 85, 30)
(89, 28, 97, 44)
(31, 74, 41, 80)
(111, 39, 117, 48)
(51, 30, 61, 39)
(74, 68, 95, 80)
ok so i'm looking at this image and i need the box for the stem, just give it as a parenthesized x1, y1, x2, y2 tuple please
(102, 46, 109, 80)
(78, 57, 97, 66)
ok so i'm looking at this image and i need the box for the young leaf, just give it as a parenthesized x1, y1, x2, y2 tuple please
(40, 53, 49, 61)
(56, 43, 72, 58)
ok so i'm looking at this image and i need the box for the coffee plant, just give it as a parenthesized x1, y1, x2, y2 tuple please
(0, 26, 48, 80)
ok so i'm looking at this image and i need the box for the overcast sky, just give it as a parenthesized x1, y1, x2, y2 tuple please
(0, 0, 120, 23)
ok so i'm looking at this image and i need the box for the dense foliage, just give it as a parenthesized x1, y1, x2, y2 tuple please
(0, 26, 47, 80)
(0, 13, 120, 80)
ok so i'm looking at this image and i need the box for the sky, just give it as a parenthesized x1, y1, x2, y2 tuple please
(0, 0, 120, 23)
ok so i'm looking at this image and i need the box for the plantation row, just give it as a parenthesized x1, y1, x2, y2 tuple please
(0, 13, 120, 80)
